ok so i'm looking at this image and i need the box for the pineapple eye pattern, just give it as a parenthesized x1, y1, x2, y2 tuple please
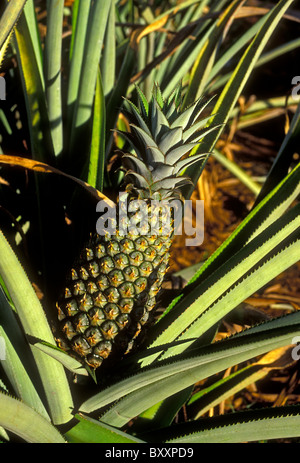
(119, 282, 135, 298)
(144, 247, 157, 262)
(120, 238, 135, 253)
(139, 261, 153, 277)
(104, 303, 120, 319)
(95, 244, 106, 259)
(64, 299, 79, 317)
(81, 247, 94, 261)
(88, 261, 100, 278)
(78, 294, 94, 312)
(114, 252, 129, 269)
(86, 354, 103, 369)
(85, 327, 103, 346)
(57, 224, 173, 369)
(94, 341, 112, 359)
(88, 307, 105, 326)
(119, 298, 134, 313)
(72, 336, 92, 357)
(58, 215, 173, 371)
(135, 277, 148, 294)
(92, 291, 107, 308)
(86, 280, 98, 294)
(99, 256, 114, 274)
(101, 320, 118, 339)
(62, 321, 76, 340)
(130, 251, 144, 266)
(64, 287, 72, 298)
(106, 240, 120, 256)
(116, 313, 130, 329)
(79, 266, 89, 280)
(135, 237, 147, 251)
(108, 269, 125, 287)
(72, 280, 86, 296)
(73, 313, 89, 333)
(70, 268, 79, 281)
(57, 303, 66, 321)
(123, 265, 140, 281)
(96, 275, 109, 291)
(104, 287, 120, 303)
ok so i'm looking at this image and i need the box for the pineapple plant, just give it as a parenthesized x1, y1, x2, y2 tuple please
(1, 0, 300, 444)
(56, 85, 215, 370)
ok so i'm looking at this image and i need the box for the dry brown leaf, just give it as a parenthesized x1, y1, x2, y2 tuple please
(0, 155, 115, 207)
(255, 345, 296, 369)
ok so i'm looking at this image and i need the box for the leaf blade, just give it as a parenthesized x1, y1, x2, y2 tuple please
(0, 392, 65, 443)
(0, 229, 74, 425)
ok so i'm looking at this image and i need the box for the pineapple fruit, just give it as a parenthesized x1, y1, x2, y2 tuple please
(56, 85, 213, 370)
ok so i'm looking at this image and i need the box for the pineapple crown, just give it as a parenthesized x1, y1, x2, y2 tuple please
(120, 84, 217, 201)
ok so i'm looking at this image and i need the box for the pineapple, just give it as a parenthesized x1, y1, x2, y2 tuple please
(56, 85, 214, 369)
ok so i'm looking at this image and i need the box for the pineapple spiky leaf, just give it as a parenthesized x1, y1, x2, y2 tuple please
(135, 85, 149, 118)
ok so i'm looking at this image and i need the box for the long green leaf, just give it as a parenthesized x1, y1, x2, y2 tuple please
(212, 149, 261, 196)
(145, 405, 300, 443)
(0, 330, 49, 421)
(43, 0, 64, 157)
(79, 310, 300, 416)
(207, 13, 266, 89)
(141, 202, 299, 364)
(20, 0, 43, 79)
(161, 0, 229, 98)
(0, 287, 49, 420)
(155, 162, 300, 331)
(67, 0, 91, 120)
(105, 41, 136, 156)
(87, 70, 105, 191)
(70, 0, 111, 159)
(86, 313, 300, 426)
(183, 0, 246, 106)
(230, 95, 300, 120)
(0, 229, 73, 425)
(0, 392, 65, 443)
(254, 104, 300, 206)
(154, 0, 209, 86)
(188, 364, 272, 418)
(101, 0, 116, 97)
(0, 0, 27, 52)
(135, 387, 194, 433)
(65, 414, 144, 443)
(14, 4, 54, 162)
(163, 235, 299, 359)
(184, 0, 296, 198)
(33, 341, 88, 377)
(210, 36, 300, 93)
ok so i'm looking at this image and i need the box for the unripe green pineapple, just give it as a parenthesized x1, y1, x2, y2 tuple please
(56, 85, 214, 370)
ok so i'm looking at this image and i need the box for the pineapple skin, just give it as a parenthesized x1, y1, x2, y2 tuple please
(56, 208, 172, 369)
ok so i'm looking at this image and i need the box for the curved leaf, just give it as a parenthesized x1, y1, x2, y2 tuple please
(144, 405, 300, 443)
(79, 311, 300, 420)
(0, 229, 74, 425)
(0, 0, 27, 52)
(0, 392, 65, 443)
